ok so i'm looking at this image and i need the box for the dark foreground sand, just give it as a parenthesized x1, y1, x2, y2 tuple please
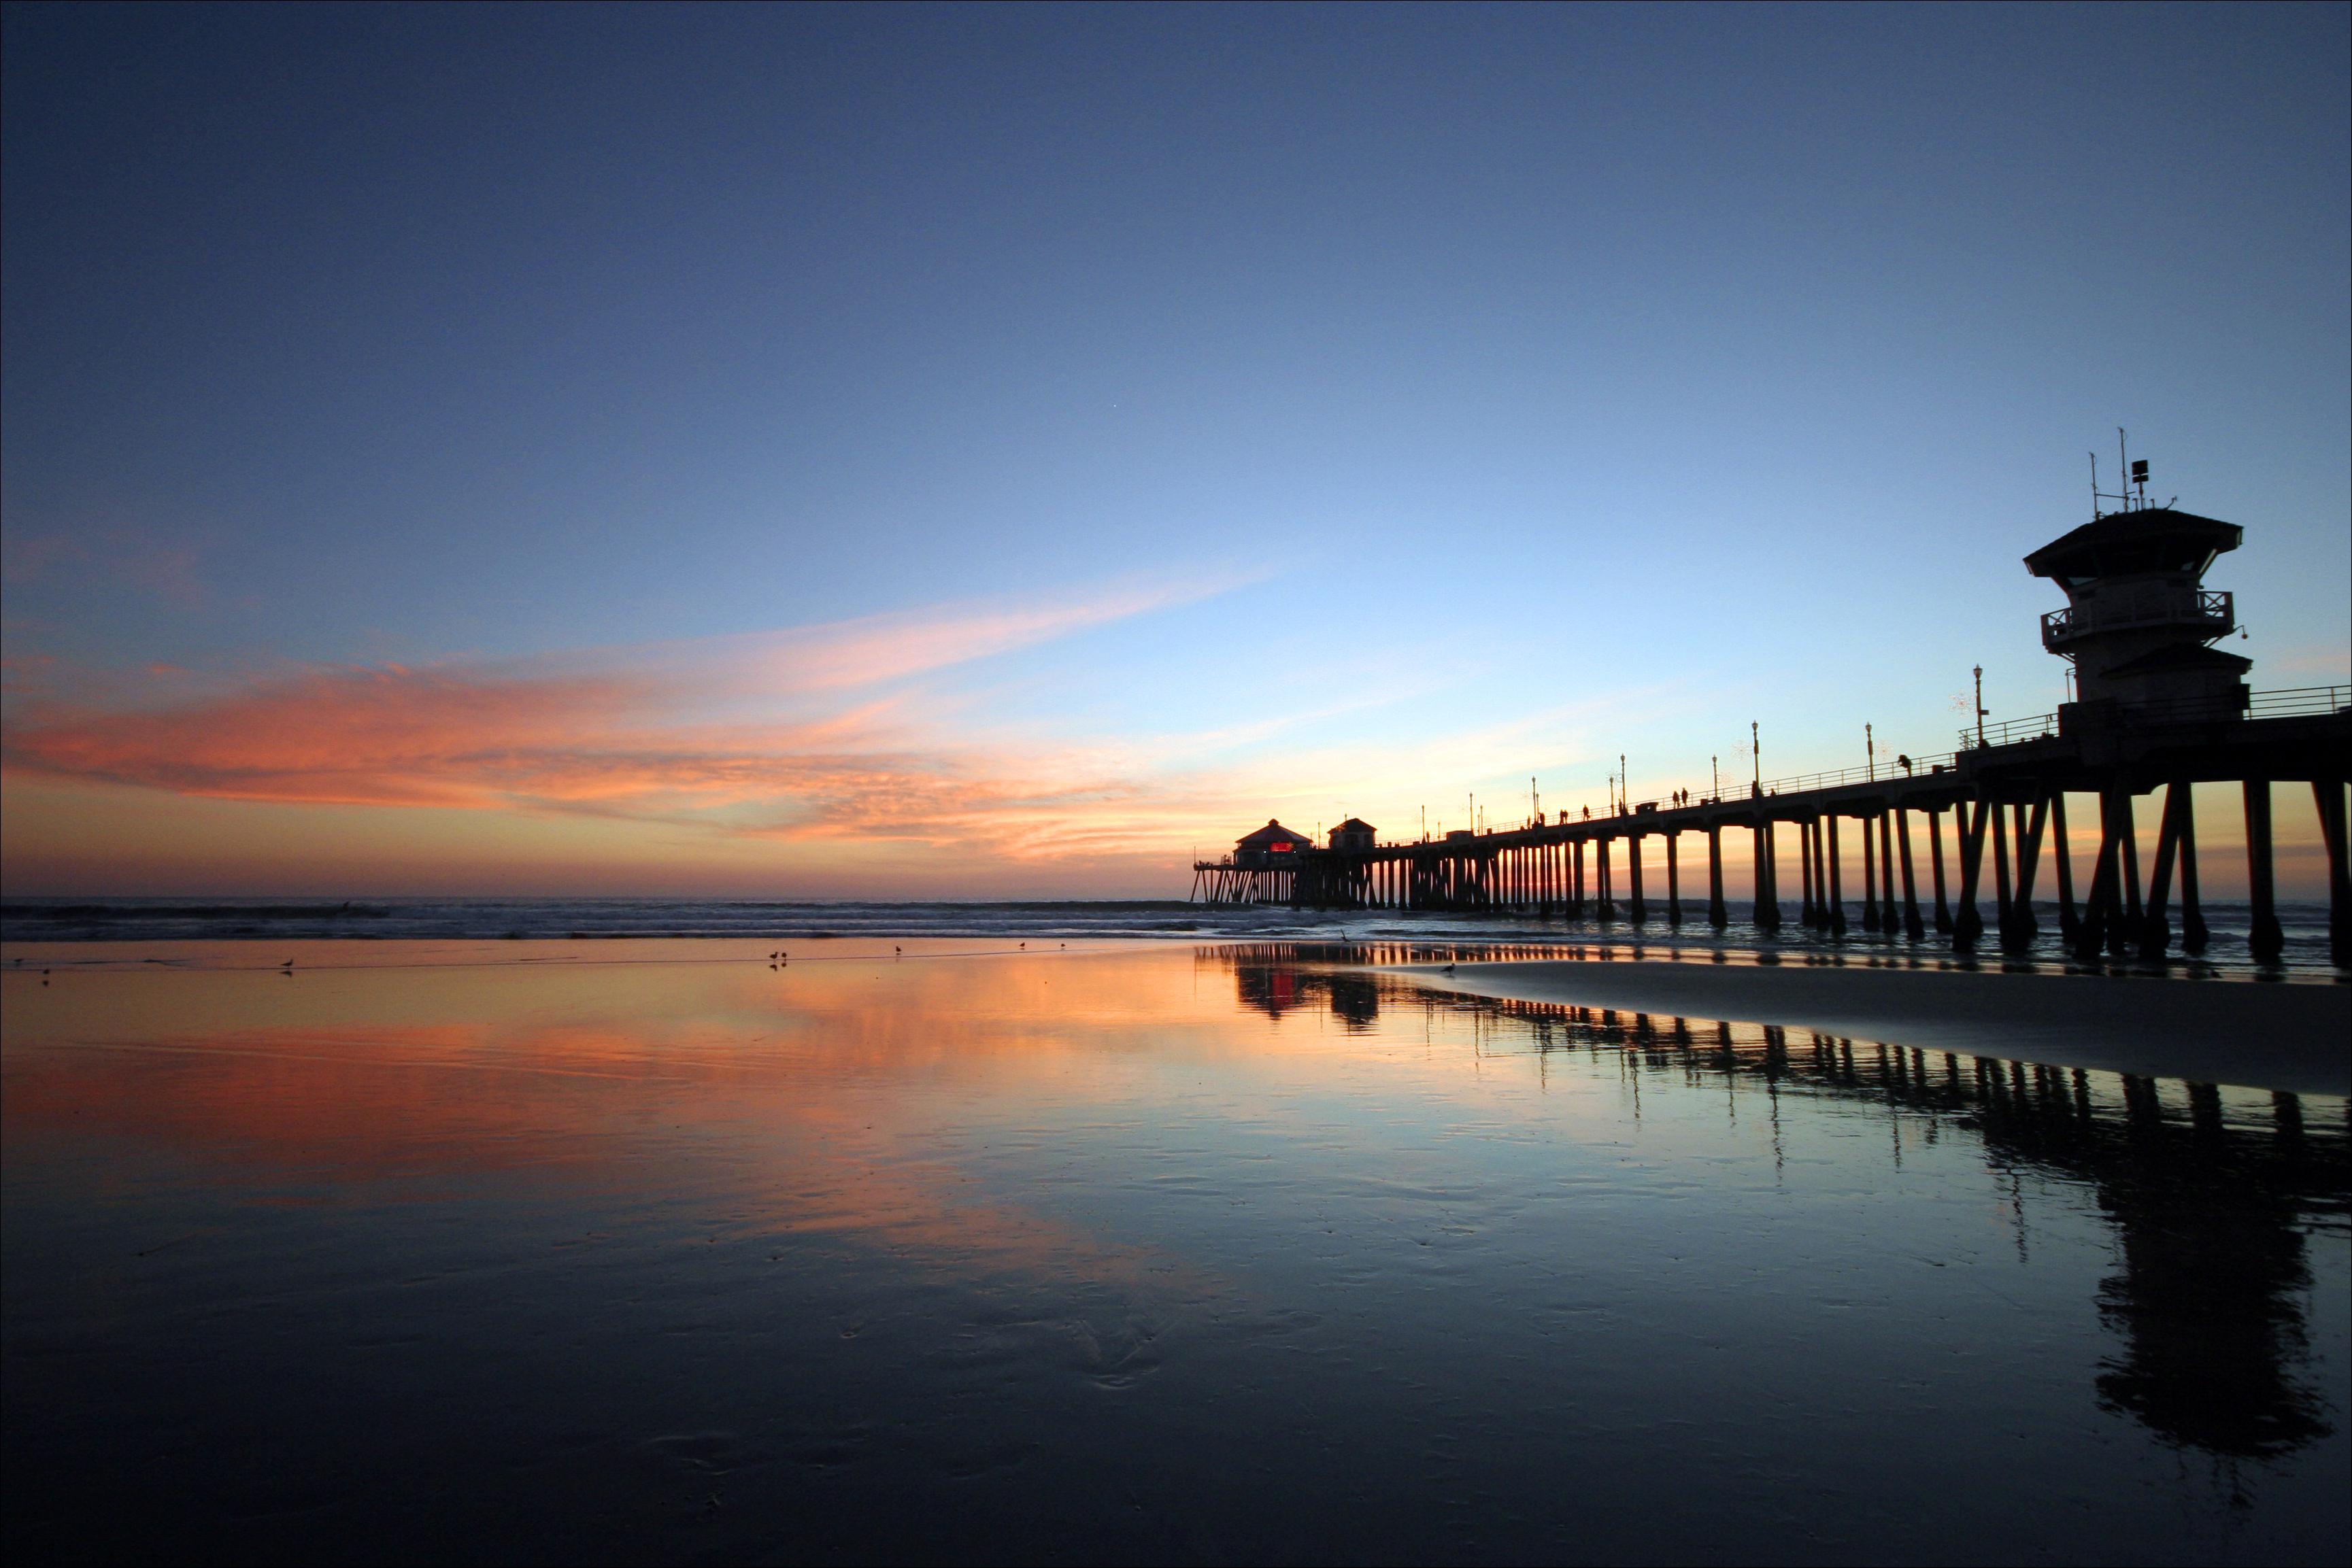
(1390, 959, 2351, 1095)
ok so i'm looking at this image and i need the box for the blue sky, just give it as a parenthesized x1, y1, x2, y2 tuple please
(4, 3, 2346, 894)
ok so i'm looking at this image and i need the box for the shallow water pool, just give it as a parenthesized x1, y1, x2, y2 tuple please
(4, 939, 2345, 1563)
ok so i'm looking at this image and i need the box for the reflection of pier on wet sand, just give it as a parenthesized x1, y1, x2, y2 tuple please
(1211, 939, 2349, 1095)
(1217, 942, 2349, 1467)
(1394, 952, 2351, 1095)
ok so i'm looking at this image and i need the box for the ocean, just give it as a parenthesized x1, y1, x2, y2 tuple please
(3, 895, 2340, 974)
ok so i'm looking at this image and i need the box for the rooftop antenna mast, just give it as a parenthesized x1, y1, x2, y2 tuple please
(2091, 428, 2150, 517)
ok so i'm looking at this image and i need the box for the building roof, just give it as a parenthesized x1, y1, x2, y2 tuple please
(2023, 507, 2241, 585)
(1237, 819, 1314, 850)
(1331, 818, 1376, 834)
(2095, 643, 2252, 680)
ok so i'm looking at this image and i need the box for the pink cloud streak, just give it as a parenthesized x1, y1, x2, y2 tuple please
(1, 579, 1247, 862)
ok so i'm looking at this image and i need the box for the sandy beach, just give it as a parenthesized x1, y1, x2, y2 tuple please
(1390, 957, 2351, 1095)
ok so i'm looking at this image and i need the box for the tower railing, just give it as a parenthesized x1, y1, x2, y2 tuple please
(2040, 588, 2233, 651)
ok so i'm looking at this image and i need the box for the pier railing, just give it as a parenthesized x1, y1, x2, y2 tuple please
(2247, 683, 2351, 718)
(1751, 754, 1962, 796)
(1950, 685, 2349, 751)
(1957, 713, 2060, 750)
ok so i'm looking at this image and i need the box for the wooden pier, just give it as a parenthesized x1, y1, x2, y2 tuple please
(1192, 492, 2351, 964)
(1192, 690, 2350, 965)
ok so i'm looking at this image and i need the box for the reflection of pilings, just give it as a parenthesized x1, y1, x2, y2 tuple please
(1217, 944, 2345, 1465)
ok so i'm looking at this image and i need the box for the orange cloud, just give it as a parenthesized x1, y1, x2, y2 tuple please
(0, 579, 1261, 864)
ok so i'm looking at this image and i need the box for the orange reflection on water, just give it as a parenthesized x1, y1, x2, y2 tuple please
(0, 940, 1317, 1284)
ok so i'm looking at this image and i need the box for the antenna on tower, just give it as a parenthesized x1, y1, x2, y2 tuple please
(2090, 430, 2152, 516)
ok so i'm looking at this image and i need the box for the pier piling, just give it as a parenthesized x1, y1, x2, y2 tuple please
(1930, 806, 1952, 932)
(1879, 811, 1899, 938)
(1990, 797, 2015, 947)
(2316, 781, 2350, 969)
(2139, 783, 2185, 960)
(2178, 788, 2208, 953)
(2051, 794, 2078, 940)
(1826, 816, 1847, 934)
(2245, 780, 2283, 965)
(1629, 832, 1647, 925)
(1896, 808, 1924, 940)
(1707, 825, 1727, 927)
(1955, 798, 1989, 950)
(1863, 813, 1881, 932)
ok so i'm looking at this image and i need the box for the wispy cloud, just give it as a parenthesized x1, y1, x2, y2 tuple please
(1, 524, 214, 610)
(1, 575, 1278, 863)
(5, 566, 1653, 879)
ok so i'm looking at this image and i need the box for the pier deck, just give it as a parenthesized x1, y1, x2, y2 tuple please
(1192, 689, 2352, 966)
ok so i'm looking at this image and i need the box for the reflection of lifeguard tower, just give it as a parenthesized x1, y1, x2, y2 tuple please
(2027, 451, 2249, 728)
(1234, 819, 1313, 868)
(1327, 818, 1377, 852)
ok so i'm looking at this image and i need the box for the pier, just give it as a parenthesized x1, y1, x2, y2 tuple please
(1194, 485, 2352, 966)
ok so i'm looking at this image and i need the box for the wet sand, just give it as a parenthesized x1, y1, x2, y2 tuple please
(1390, 958, 2351, 1095)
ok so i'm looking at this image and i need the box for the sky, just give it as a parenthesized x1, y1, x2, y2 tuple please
(3, 1, 2347, 898)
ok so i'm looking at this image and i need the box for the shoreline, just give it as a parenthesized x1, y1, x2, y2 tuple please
(1386, 957, 2351, 1096)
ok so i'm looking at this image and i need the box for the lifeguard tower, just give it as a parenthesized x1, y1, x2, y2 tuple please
(2026, 449, 2249, 730)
